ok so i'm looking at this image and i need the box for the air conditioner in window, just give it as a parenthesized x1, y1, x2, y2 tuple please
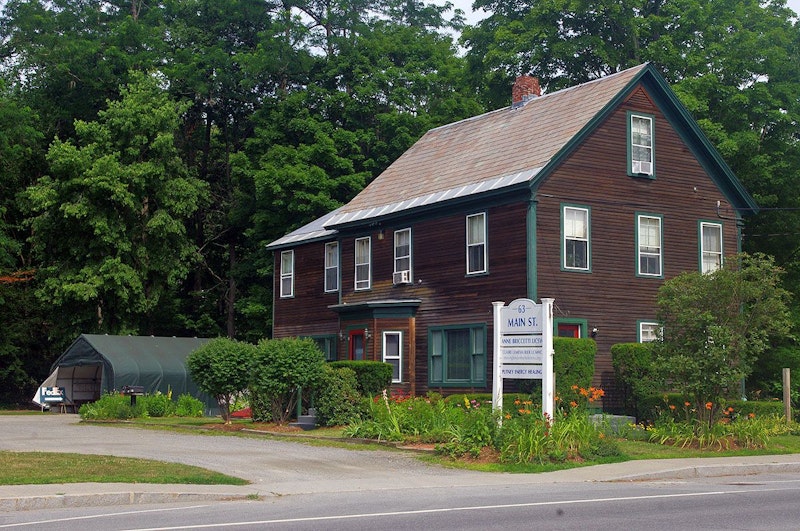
(393, 270, 411, 285)
(633, 161, 652, 175)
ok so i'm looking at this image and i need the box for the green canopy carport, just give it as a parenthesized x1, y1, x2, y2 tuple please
(36, 334, 213, 410)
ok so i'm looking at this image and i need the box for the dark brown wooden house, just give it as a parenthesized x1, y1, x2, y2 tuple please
(267, 63, 757, 409)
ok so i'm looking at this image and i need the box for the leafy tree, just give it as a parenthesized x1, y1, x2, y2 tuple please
(250, 337, 326, 424)
(186, 337, 255, 423)
(654, 253, 791, 426)
(24, 72, 208, 335)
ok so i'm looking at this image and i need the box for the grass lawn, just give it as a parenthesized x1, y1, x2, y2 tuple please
(3, 412, 800, 483)
(0, 451, 248, 486)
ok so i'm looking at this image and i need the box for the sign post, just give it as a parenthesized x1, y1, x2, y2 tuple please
(492, 298, 555, 420)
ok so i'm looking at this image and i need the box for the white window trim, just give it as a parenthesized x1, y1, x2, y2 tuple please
(466, 212, 487, 275)
(280, 250, 294, 298)
(324, 242, 339, 293)
(700, 221, 723, 274)
(562, 205, 590, 271)
(354, 237, 371, 291)
(639, 321, 661, 343)
(637, 214, 663, 277)
(394, 228, 411, 274)
(382, 331, 402, 383)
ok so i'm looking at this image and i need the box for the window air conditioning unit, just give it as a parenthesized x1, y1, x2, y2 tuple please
(633, 161, 652, 175)
(393, 270, 411, 285)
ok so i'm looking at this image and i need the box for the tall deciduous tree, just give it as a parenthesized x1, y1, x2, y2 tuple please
(654, 253, 791, 426)
(24, 72, 208, 335)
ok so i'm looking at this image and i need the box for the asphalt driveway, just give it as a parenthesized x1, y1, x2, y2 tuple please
(0, 414, 499, 494)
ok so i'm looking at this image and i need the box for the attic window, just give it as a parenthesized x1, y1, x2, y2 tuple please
(628, 112, 655, 178)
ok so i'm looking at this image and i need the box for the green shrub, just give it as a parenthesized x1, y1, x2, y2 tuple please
(611, 342, 660, 419)
(142, 392, 173, 417)
(250, 337, 326, 423)
(722, 399, 784, 419)
(329, 361, 392, 396)
(748, 346, 800, 399)
(186, 337, 255, 423)
(175, 394, 204, 417)
(518, 338, 596, 400)
(79, 392, 146, 420)
(314, 366, 363, 426)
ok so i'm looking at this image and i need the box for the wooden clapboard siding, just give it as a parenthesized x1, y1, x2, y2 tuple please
(269, 70, 754, 410)
(535, 87, 741, 406)
(272, 240, 339, 339)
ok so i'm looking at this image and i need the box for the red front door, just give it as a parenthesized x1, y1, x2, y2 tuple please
(349, 330, 365, 360)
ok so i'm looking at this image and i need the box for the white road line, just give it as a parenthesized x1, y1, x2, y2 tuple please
(122, 486, 800, 530)
(0, 505, 210, 528)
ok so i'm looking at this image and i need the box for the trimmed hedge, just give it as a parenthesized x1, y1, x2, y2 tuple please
(517, 338, 596, 403)
(553, 337, 596, 399)
(329, 361, 393, 396)
(611, 342, 659, 419)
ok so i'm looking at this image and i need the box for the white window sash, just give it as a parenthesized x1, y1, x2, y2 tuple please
(466, 213, 487, 274)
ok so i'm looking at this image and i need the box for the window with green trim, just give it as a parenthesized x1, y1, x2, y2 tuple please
(628, 112, 654, 176)
(429, 324, 486, 386)
(355, 237, 371, 290)
(636, 213, 663, 277)
(383, 331, 402, 383)
(562, 205, 590, 271)
(466, 213, 487, 275)
(280, 250, 294, 298)
(311, 335, 337, 361)
(324, 242, 339, 292)
(638, 322, 660, 343)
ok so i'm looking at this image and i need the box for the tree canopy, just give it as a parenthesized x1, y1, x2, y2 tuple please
(0, 0, 799, 403)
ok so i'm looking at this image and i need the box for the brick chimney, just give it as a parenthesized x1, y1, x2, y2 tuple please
(512, 75, 541, 108)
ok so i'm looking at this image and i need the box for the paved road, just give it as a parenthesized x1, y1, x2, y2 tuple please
(3, 413, 800, 514)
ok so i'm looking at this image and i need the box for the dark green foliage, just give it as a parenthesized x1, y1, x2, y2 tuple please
(313, 365, 363, 427)
(250, 337, 326, 423)
(611, 342, 661, 419)
(186, 338, 255, 422)
(749, 346, 800, 400)
(329, 361, 393, 396)
(723, 399, 784, 419)
(655, 253, 791, 425)
(517, 339, 595, 401)
(553, 338, 596, 399)
(248, 389, 272, 423)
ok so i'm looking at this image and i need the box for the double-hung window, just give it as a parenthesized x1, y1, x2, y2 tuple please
(466, 213, 487, 275)
(562, 205, 590, 271)
(393, 228, 411, 283)
(700, 221, 723, 274)
(429, 324, 486, 386)
(324, 242, 339, 292)
(383, 331, 402, 383)
(628, 112, 654, 177)
(637, 214, 663, 277)
(354, 237, 371, 290)
(280, 250, 294, 298)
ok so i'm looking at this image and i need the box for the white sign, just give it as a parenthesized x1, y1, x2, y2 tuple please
(492, 298, 555, 421)
(500, 364, 543, 379)
(499, 346, 543, 364)
(500, 299, 543, 334)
